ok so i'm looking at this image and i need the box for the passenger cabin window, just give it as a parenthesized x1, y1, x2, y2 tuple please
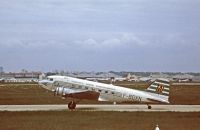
(49, 78, 53, 81)
(105, 91, 108, 93)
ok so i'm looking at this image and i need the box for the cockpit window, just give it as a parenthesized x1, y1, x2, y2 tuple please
(49, 78, 53, 81)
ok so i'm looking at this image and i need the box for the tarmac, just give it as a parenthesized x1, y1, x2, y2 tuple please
(0, 105, 200, 112)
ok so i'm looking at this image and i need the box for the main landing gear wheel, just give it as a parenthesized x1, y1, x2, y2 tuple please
(68, 101, 76, 110)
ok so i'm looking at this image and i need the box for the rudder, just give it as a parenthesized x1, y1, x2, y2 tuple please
(146, 78, 170, 101)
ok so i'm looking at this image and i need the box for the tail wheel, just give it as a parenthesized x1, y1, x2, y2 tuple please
(148, 105, 152, 109)
(68, 101, 76, 110)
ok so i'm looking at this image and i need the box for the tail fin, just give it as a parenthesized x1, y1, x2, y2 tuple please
(146, 78, 170, 101)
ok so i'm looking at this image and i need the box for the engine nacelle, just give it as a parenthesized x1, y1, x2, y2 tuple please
(54, 86, 73, 96)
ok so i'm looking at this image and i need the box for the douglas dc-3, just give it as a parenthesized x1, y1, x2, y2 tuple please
(39, 75, 170, 110)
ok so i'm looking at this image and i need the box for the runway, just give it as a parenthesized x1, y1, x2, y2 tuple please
(0, 105, 200, 112)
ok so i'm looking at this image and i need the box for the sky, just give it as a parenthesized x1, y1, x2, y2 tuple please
(0, 0, 200, 72)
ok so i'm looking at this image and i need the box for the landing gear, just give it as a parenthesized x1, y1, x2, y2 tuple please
(68, 101, 76, 110)
(147, 104, 152, 109)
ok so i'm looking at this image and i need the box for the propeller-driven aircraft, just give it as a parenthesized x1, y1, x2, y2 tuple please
(39, 75, 170, 110)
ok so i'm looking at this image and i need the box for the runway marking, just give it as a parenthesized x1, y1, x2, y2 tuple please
(0, 105, 200, 112)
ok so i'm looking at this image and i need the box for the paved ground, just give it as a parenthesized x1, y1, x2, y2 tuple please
(0, 104, 200, 112)
(172, 83, 200, 85)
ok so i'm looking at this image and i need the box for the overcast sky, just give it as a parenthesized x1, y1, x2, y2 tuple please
(0, 0, 200, 72)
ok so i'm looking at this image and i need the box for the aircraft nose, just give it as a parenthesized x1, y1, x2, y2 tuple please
(39, 80, 54, 91)
(39, 80, 48, 86)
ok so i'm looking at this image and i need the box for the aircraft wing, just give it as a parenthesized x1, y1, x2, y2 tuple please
(55, 87, 100, 101)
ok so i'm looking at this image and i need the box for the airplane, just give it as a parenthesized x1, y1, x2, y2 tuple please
(39, 75, 170, 110)
(0, 78, 5, 82)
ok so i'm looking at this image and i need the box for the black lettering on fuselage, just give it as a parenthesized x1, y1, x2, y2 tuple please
(123, 94, 142, 102)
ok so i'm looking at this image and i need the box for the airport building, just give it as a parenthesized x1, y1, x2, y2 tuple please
(192, 76, 200, 82)
(53, 71, 123, 80)
(0, 66, 3, 73)
(0, 72, 44, 82)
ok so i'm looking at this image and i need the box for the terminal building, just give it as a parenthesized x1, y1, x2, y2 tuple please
(0, 72, 44, 82)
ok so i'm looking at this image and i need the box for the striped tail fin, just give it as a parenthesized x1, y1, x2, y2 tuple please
(146, 78, 170, 101)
